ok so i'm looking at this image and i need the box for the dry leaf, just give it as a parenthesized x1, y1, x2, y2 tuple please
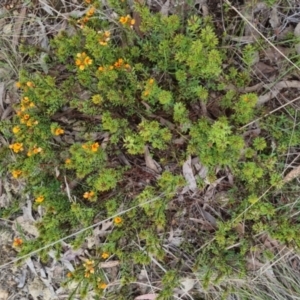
(258, 80, 300, 105)
(99, 260, 120, 268)
(15, 216, 39, 237)
(283, 165, 300, 183)
(144, 145, 161, 173)
(234, 223, 245, 235)
(0, 82, 5, 110)
(179, 277, 195, 293)
(160, 0, 170, 16)
(182, 156, 197, 192)
(269, 7, 279, 29)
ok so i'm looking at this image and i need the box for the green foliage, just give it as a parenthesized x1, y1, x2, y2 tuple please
(3, 1, 300, 299)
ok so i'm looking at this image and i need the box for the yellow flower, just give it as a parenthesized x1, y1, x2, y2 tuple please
(114, 216, 123, 224)
(98, 282, 107, 289)
(12, 170, 22, 178)
(12, 237, 23, 247)
(101, 252, 109, 259)
(35, 195, 44, 203)
(91, 142, 99, 152)
(15, 82, 22, 88)
(149, 78, 154, 84)
(12, 126, 20, 134)
(9, 143, 24, 153)
(65, 158, 71, 164)
(66, 272, 72, 278)
(54, 128, 64, 135)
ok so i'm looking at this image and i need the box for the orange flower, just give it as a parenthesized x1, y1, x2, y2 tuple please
(114, 58, 124, 68)
(35, 195, 44, 203)
(75, 52, 93, 70)
(119, 15, 135, 27)
(24, 114, 30, 120)
(54, 128, 64, 135)
(26, 81, 35, 88)
(86, 6, 95, 17)
(66, 272, 73, 278)
(83, 191, 95, 200)
(33, 146, 42, 154)
(12, 237, 23, 247)
(9, 143, 23, 153)
(12, 170, 22, 178)
(98, 282, 107, 289)
(91, 142, 99, 152)
(101, 252, 109, 259)
(114, 216, 123, 224)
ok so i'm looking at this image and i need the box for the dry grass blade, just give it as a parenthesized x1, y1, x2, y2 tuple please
(12, 7, 26, 48)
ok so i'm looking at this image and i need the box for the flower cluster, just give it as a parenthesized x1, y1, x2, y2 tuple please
(77, 6, 96, 28)
(119, 15, 135, 27)
(143, 78, 155, 97)
(20, 97, 35, 111)
(16, 96, 36, 127)
(98, 59, 131, 72)
(98, 31, 110, 46)
(15, 81, 35, 90)
(27, 145, 42, 157)
(82, 142, 100, 152)
(75, 52, 93, 70)
(83, 191, 95, 200)
(9, 142, 23, 153)
(86, 6, 95, 17)
(83, 259, 95, 278)
(12, 169, 22, 178)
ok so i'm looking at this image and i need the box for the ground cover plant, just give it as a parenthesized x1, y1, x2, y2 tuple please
(2, 0, 300, 299)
